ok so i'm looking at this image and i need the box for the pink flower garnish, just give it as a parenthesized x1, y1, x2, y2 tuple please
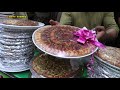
(74, 27, 105, 77)
(74, 28, 105, 48)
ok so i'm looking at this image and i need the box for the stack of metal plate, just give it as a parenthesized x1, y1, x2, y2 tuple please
(0, 22, 44, 72)
(88, 55, 120, 78)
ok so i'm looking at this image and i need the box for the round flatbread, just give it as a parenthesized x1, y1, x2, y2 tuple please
(32, 54, 80, 78)
(33, 25, 97, 58)
(2, 19, 39, 26)
(96, 46, 120, 68)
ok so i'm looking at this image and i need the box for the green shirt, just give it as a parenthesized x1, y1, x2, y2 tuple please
(14, 12, 28, 19)
(60, 12, 119, 32)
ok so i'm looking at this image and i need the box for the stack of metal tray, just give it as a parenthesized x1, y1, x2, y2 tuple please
(0, 22, 44, 72)
(88, 55, 120, 78)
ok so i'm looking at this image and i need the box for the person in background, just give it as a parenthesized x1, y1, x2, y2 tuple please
(114, 12, 120, 28)
(114, 12, 120, 48)
(27, 12, 36, 20)
(27, 12, 60, 25)
(14, 12, 28, 19)
(50, 12, 119, 46)
(27, 12, 51, 25)
(0, 12, 28, 23)
(49, 12, 120, 73)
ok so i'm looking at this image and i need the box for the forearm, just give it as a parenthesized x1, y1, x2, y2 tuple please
(98, 29, 118, 44)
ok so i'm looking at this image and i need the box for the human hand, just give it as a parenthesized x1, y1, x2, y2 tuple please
(94, 26, 106, 40)
(0, 75, 3, 78)
(49, 19, 60, 26)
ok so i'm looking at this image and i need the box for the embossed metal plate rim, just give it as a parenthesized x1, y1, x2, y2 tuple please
(0, 62, 30, 72)
(94, 55, 120, 71)
(0, 22, 45, 30)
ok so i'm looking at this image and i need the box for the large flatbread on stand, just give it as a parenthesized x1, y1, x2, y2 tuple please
(31, 25, 98, 78)
(32, 25, 98, 59)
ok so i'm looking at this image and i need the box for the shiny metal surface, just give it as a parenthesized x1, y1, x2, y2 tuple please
(0, 24, 44, 72)
(88, 55, 120, 78)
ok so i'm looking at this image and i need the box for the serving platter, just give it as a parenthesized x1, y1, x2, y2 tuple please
(0, 22, 45, 30)
(95, 55, 120, 72)
(0, 60, 30, 72)
(32, 28, 98, 59)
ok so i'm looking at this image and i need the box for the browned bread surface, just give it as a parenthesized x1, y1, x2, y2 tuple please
(97, 46, 120, 67)
(3, 19, 39, 26)
(34, 25, 96, 57)
(32, 54, 80, 78)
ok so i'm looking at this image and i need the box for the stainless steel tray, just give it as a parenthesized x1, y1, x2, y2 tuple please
(95, 55, 120, 71)
(0, 22, 45, 30)
(32, 28, 98, 59)
(88, 55, 120, 78)
(0, 60, 30, 72)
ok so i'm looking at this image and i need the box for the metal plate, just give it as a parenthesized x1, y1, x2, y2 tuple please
(0, 31, 32, 38)
(0, 22, 45, 30)
(0, 71, 16, 78)
(94, 55, 120, 71)
(32, 28, 98, 59)
(88, 56, 120, 78)
(0, 61, 30, 72)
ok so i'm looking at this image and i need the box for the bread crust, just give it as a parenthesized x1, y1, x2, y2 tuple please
(97, 46, 120, 68)
(34, 25, 96, 57)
